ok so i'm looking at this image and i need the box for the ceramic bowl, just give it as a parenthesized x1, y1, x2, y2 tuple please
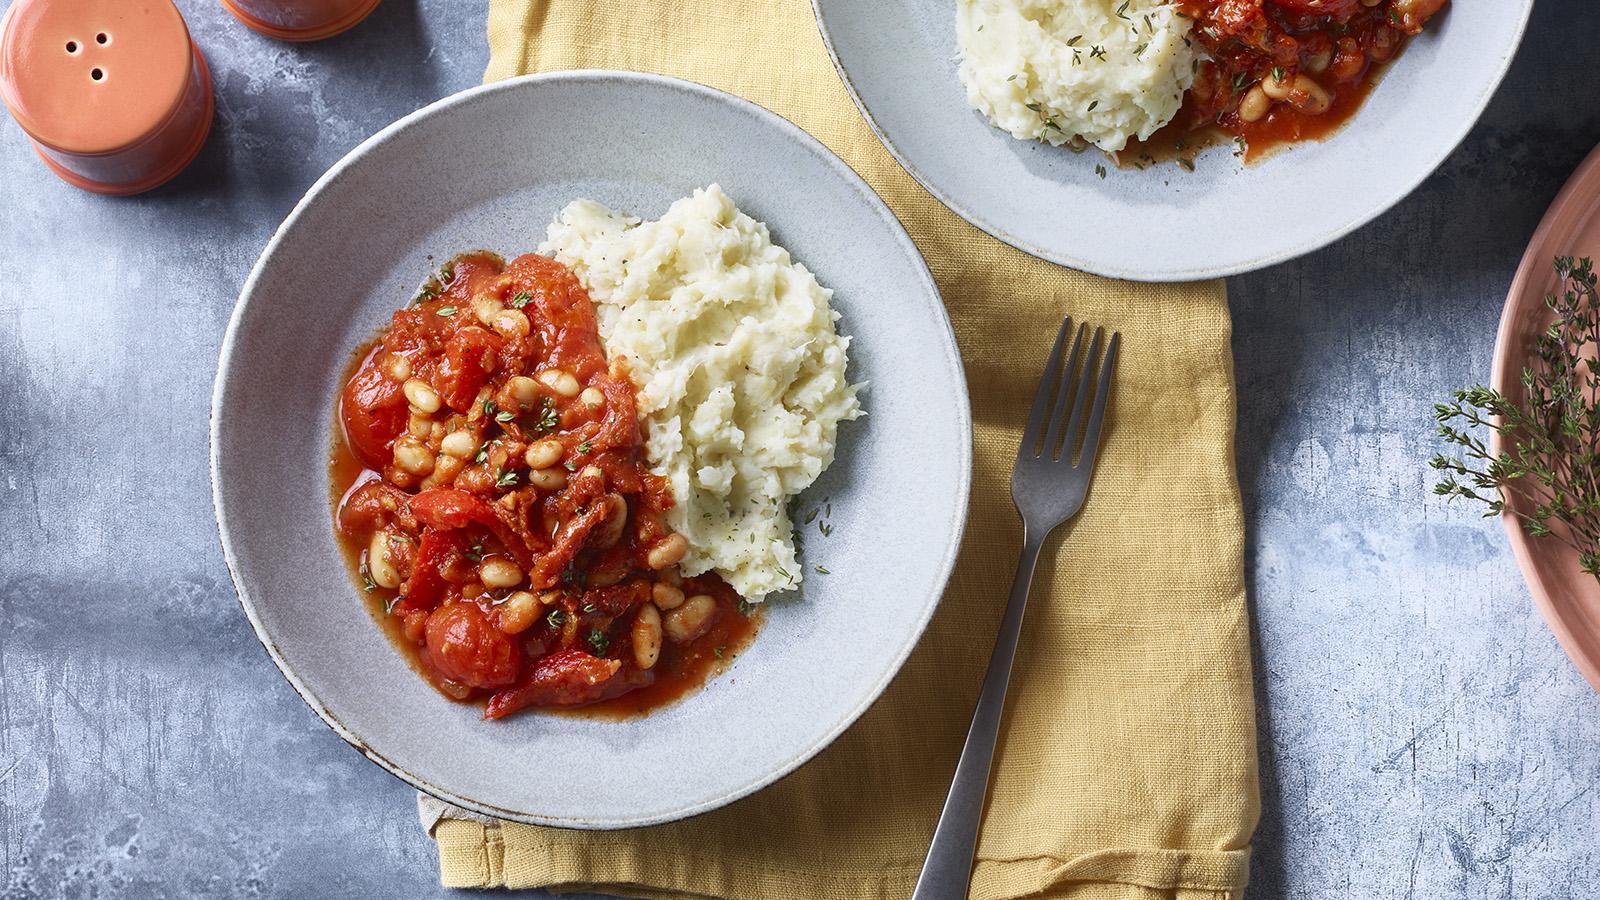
(211, 71, 972, 827)
(1492, 142, 1600, 693)
(812, 0, 1533, 281)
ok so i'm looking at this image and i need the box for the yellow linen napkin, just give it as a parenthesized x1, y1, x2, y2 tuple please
(428, 2, 1261, 896)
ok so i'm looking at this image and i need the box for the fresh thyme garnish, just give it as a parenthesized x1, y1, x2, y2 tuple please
(713, 646, 725, 659)
(495, 409, 515, 423)
(737, 598, 753, 617)
(359, 562, 376, 593)
(547, 608, 567, 628)
(576, 440, 593, 455)
(531, 398, 559, 434)
(510, 290, 533, 309)
(386, 595, 402, 614)
(1089, 45, 1108, 61)
(587, 628, 610, 656)
(495, 468, 518, 489)
(1433, 257, 1600, 577)
(465, 542, 484, 562)
(435, 306, 457, 317)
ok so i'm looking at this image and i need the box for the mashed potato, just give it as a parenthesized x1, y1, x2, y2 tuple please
(957, 0, 1195, 152)
(541, 186, 862, 602)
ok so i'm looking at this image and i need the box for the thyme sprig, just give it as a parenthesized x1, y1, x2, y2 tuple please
(1432, 257, 1600, 577)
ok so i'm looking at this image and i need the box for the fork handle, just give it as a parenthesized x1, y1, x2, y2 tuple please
(911, 534, 1045, 900)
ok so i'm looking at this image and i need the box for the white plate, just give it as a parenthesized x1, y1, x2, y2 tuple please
(812, 0, 1532, 281)
(211, 71, 971, 827)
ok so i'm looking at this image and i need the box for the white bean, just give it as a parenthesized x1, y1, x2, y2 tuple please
(633, 604, 662, 669)
(663, 594, 716, 644)
(538, 369, 581, 398)
(403, 378, 442, 414)
(367, 531, 401, 589)
(480, 557, 524, 589)
(524, 438, 563, 470)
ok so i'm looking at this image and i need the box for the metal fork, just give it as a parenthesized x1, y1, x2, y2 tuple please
(911, 318, 1120, 900)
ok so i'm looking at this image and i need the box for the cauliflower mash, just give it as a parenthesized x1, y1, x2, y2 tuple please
(957, 0, 1195, 152)
(541, 186, 862, 602)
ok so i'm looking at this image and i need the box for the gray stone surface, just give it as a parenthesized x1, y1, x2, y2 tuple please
(1, 1, 1597, 898)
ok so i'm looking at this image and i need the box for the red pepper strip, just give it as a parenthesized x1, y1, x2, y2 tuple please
(436, 326, 504, 412)
(484, 649, 640, 718)
(527, 500, 608, 589)
(409, 489, 534, 569)
(393, 528, 461, 615)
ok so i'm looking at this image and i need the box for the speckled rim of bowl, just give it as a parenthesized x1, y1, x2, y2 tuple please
(1490, 141, 1600, 694)
(209, 70, 972, 827)
(809, 0, 1534, 282)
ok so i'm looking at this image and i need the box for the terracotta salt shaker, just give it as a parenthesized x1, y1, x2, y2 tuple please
(221, 0, 383, 42)
(0, 0, 213, 196)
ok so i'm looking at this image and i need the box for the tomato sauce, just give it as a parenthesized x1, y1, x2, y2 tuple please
(1124, 0, 1447, 165)
(330, 251, 757, 720)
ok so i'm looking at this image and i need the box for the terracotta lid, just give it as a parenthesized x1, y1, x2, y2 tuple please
(0, 0, 212, 194)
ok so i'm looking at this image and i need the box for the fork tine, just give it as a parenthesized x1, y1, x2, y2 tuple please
(1049, 326, 1099, 459)
(1074, 331, 1120, 469)
(1020, 317, 1072, 457)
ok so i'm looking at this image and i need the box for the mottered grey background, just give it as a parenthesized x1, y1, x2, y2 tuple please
(1, 1, 1598, 897)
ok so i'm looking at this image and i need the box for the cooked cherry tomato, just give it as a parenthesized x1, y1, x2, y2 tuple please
(339, 353, 406, 469)
(425, 603, 522, 689)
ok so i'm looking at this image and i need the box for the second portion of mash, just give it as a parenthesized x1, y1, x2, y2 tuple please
(957, 0, 1195, 152)
(541, 186, 861, 603)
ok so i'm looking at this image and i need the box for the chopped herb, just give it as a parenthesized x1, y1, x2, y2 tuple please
(1133, 43, 1147, 57)
(1095, 163, 1108, 179)
(546, 608, 567, 628)
(775, 565, 792, 581)
(563, 460, 577, 471)
(1271, 66, 1285, 84)
(385, 595, 402, 614)
(1177, 157, 1196, 173)
(576, 440, 593, 455)
(1087, 100, 1100, 112)
(359, 562, 376, 593)
(510, 290, 533, 309)
(1066, 34, 1082, 46)
(416, 285, 440, 303)
(465, 542, 484, 562)
(435, 306, 457, 317)
(737, 598, 754, 617)
(814, 565, 831, 575)
(482, 399, 498, 421)
(495, 409, 515, 423)
(581, 603, 597, 614)
(1115, 0, 1129, 19)
(495, 468, 518, 489)
(532, 398, 559, 434)
(713, 646, 725, 659)
(440, 262, 456, 284)
(819, 522, 833, 537)
(475, 446, 490, 464)
(1090, 45, 1107, 60)
(586, 628, 610, 656)
(804, 508, 819, 524)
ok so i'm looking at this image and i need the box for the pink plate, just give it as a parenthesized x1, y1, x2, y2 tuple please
(1492, 142, 1600, 692)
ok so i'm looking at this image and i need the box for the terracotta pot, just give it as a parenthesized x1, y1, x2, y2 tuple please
(0, 0, 213, 196)
(220, 0, 383, 42)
